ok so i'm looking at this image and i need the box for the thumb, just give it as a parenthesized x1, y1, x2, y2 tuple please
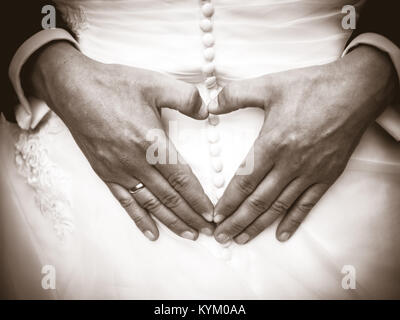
(153, 76, 208, 120)
(208, 77, 270, 115)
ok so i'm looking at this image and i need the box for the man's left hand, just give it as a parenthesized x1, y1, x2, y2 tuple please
(209, 45, 398, 245)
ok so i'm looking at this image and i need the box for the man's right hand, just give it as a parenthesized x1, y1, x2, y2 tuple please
(27, 41, 215, 241)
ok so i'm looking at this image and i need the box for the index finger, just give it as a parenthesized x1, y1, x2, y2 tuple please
(213, 136, 274, 224)
(145, 131, 214, 222)
(156, 160, 214, 222)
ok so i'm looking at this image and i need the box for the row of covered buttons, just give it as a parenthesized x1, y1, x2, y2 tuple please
(199, 0, 225, 191)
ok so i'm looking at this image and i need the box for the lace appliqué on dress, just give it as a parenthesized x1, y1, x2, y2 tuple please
(15, 118, 74, 239)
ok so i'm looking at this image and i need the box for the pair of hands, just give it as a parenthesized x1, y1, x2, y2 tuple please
(28, 42, 398, 244)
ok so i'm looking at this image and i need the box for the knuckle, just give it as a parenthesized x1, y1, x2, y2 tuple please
(93, 150, 115, 174)
(235, 177, 256, 196)
(297, 201, 315, 214)
(182, 216, 197, 228)
(216, 202, 237, 218)
(285, 132, 300, 145)
(132, 214, 146, 227)
(159, 192, 181, 209)
(246, 223, 263, 236)
(185, 193, 202, 211)
(141, 197, 160, 212)
(136, 136, 155, 155)
(286, 216, 303, 229)
(228, 220, 246, 234)
(119, 196, 134, 209)
(167, 170, 191, 191)
(247, 197, 269, 214)
(270, 200, 290, 216)
(263, 134, 286, 157)
(166, 216, 181, 230)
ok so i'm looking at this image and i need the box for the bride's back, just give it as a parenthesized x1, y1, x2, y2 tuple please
(54, 0, 364, 80)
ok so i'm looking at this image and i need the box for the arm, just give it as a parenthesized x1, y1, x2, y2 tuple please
(3, 3, 215, 240)
(2, 1, 72, 122)
(345, 0, 400, 140)
(23, 41, 215, 240)
(210, 44, 398, 244)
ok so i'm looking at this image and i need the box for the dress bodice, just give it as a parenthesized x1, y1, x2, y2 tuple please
(55, 0, 363, 81)
(53, 0, 366, 203)
(2, 0, 400, 300)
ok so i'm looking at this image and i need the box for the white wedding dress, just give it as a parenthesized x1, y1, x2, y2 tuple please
(1, 0, 400, 299)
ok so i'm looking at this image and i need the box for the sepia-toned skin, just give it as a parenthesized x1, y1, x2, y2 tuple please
(28, 41, 215, 242)
(209, 45, 399, 245)
(27, 41, 398, 246)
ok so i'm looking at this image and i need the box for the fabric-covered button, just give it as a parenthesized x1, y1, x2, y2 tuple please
(200, 18, 213, 32)
(209, 144, 221, 157)
(213, 174, 225, 188)
(202, 3, 215, 17)
(204, 47, 215, 61)
(205, 76, 217, 89)
(211, 158, 223, 172)
(208, 114, 219, 126)
(202, 62, 215, 74)
(207, 127, 220, 143)
(202, 33, 215, 47)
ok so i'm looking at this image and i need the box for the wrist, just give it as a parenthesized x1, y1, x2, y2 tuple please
(23, 41, 83, 104)
(342, 45, 398, 106)
(330, 45, 399, 122)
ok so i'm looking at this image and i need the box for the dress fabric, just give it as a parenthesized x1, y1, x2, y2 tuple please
(1, 0, 400, 299)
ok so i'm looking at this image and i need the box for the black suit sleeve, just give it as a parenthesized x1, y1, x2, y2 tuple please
(2, 1, 72, 122)
(346, 0, 400, 47)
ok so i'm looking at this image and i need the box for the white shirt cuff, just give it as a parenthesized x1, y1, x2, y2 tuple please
(9, 28, 80, 130)
(343, 33, 400, 141)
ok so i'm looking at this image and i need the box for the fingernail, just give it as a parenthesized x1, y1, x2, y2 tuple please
(235, 233, 250, 245)
(144, 230, 156, 241)
(220, 239, 232, 248)
(279, 232, 291, 242)
(214, 215, 225, 224)
(201, 227, 213, 236)
(216, 233, 230, 244)
(202, 212, 213, 222)
(181, 231, 196, 240)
